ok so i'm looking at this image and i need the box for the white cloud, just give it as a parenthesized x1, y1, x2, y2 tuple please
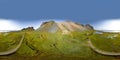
(2, 18, 120, 32)
(0, 19, 60, 32)
(0, 19, 22, 31)
(93, 19, 120, 30)
(0, 19, 47, 32)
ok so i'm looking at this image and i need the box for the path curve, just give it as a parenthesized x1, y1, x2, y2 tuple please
(0, 35, 24, 55)
(88, 40, 120, 55)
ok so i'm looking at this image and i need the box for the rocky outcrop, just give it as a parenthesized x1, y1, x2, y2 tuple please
(22, 27, 35, 31)
(84, 24, 94, 30)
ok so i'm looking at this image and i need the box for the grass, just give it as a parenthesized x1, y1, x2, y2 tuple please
(0, 32, 23, 52)
(0, 31, 116, 60)
(90, 32, 120, 53)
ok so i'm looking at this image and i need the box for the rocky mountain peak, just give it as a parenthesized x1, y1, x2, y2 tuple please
(37, 20, 94, 34)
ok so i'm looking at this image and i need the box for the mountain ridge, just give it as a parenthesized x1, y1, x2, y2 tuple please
(37, 20, 94, 34)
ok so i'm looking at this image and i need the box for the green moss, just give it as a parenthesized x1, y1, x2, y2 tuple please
(16, 43, 37, 56)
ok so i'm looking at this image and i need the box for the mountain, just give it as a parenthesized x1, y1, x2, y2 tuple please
(37, 20, 94, 34)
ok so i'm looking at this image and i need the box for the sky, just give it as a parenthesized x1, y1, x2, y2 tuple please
(0, 0, 120, 31)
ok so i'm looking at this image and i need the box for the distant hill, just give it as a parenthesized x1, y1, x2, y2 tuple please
(37, 20, 94, 34)
(21, 27, 35, 31)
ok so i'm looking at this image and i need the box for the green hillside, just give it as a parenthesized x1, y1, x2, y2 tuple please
(0, 30, 119, 60)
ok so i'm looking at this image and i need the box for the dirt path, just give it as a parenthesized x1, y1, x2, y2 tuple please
(0, 35, 24, 55)
(88, 40, 120, 55)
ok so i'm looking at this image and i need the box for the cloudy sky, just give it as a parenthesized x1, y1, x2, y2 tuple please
(0, 0, 120, 31)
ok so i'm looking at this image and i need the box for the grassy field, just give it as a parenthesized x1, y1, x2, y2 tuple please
(0, 30, 119, 60)
(90, 32, 120, 55)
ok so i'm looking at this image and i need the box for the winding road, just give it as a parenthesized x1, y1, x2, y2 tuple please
(88, 40, 120, 55)
(0, 35, 24, 55)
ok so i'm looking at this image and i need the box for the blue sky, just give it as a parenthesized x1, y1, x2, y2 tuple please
(0, 0, 120, 30)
